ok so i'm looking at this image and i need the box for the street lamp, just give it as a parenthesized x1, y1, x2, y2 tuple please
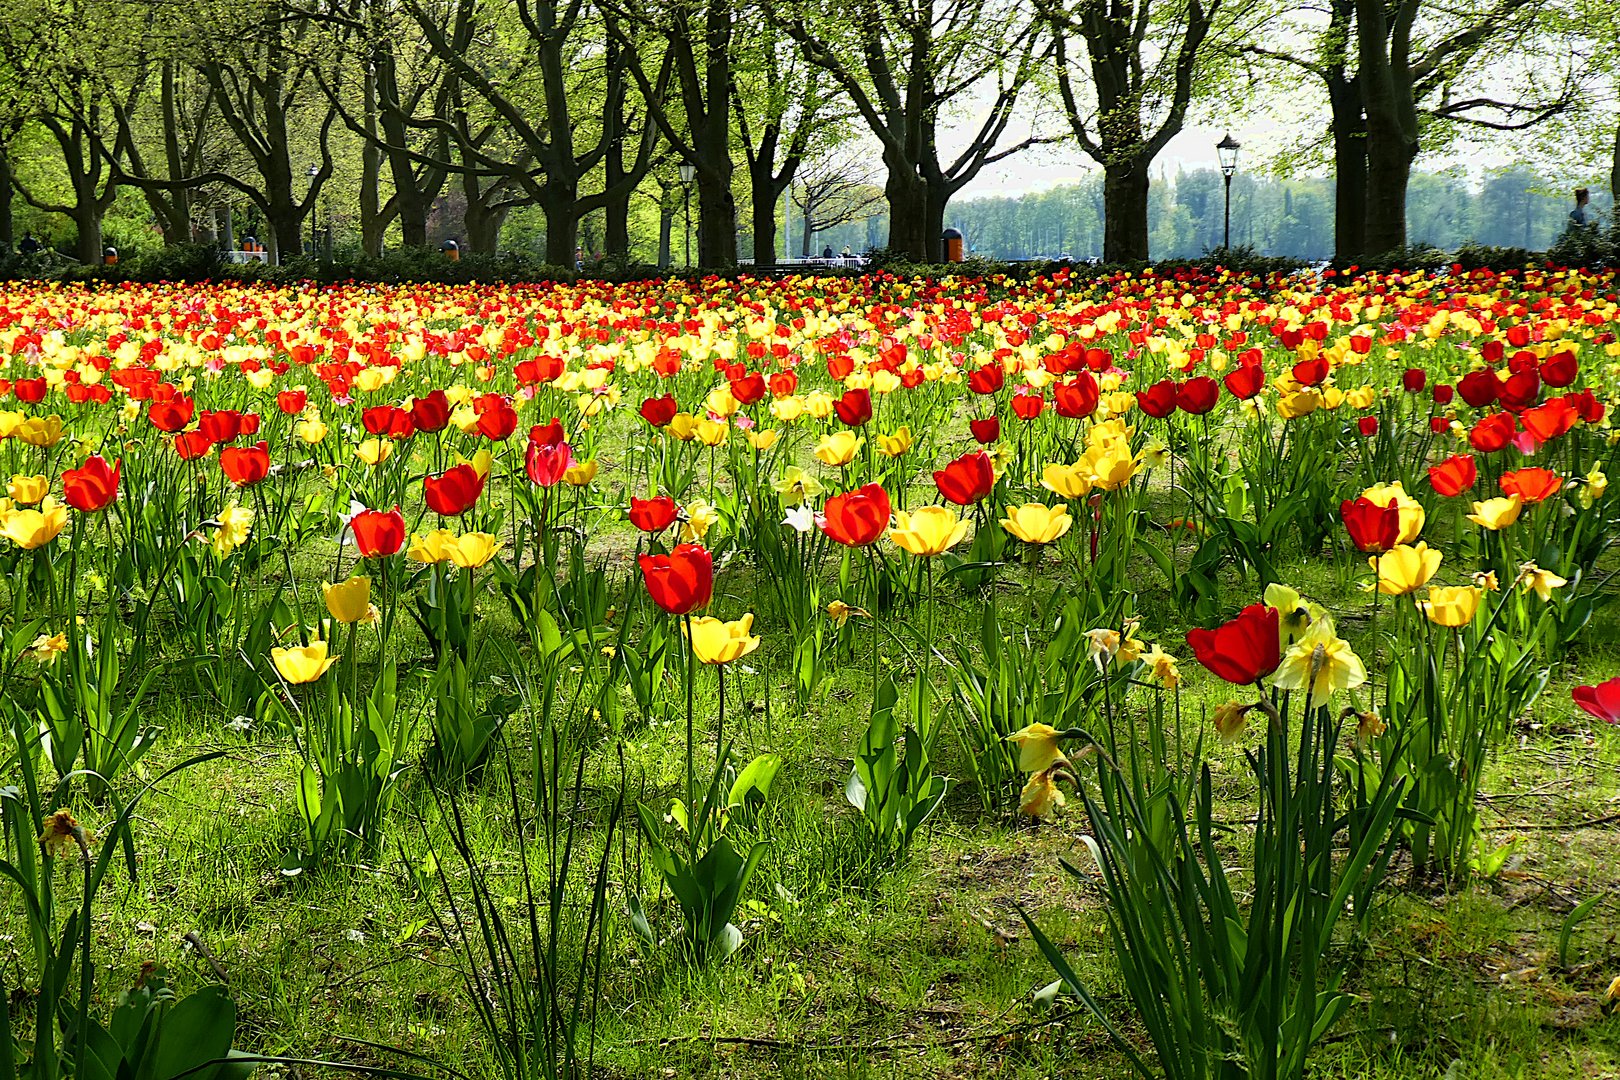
(678, 162, 696, 269)
(307, 164, 320, 257)
(1216, 133, 1240, 251)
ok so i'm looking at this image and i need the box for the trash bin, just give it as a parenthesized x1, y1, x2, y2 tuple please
(441, 239, 461, 262)
(942, 228, 964, 263)
(102, 247, 118, 266)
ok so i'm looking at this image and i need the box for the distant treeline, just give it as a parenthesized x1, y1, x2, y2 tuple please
(804, 166, 1606, 264)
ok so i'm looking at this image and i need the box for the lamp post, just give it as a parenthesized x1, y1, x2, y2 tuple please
(307, 163, 320, 257)
(1216, 134, 1240, 251)
(678, 162, 696, 269)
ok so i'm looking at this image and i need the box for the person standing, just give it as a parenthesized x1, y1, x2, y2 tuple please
(1570, 187, 1596, 227)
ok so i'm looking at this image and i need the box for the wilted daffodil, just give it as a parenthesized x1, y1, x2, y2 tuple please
(322, 576, 375, 625)
(1370, 542, 1442, 595)
(685, 613, 761, 665)
(1000, 502, 1072, 545)
(1517, 562, 1567, 602)
(271, 640, 339, 684)
(1019, 768, 1067, 818)
(888, 506, 969, 557)
(1271, 616, 1367, 705)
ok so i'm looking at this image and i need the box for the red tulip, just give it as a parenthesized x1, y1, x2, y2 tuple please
(968, 364, 1005, 395)
(1176, 376, 1220, 416)
(423, 464, 485, 516)
(730, 373, 767, 405)
(1468, 412, 1516, 453)
(174, 429, 213, 461)
(1223, 363, 1265, 400)
(1401, 368, 1427, 393)
(63, 455, 119, 513)
(1341, 497, 1399, 553)
(148, 397, 196, 433)
(640, 394, 678, 428)
(1539, 351, 1577, 387)
(1432, 383, 1454, 405)
(1497, 369, 1540, 411)
(411, 389, 451, 433)
(1428, 454, 1477, 497)
(969, 416, 1001, 444)
(639, 543, 713, 615)
(475, 396, 518, 441)
(1053, 373, 1099, 418)
(1185, 604, 1282, 685)
(351, 507, 406, 558)
(1291, 357, 1329, 387)
(1572, 678, 1620, 724)
(1499, 467, 1561, 505)
(277, 389, 308, 415)
(1456, 370, 1498, 408)
(820, 484, 891, 547)
(629, 495, 679, 533)
(1357, 416, 1378, 436)
(1011, 391, 1045, 420)
(1520, 399, 1577, 444)
(525, 428, 573, 487)
(834, 388, 873, 427)
(934, 450, 995, 505)
(13, 377, 47, 403)
(1136, 379, 1177, 418)
(363, 405, 415, 440)
(768, 371, 797, 398)
(1567, 389, 1605, 424)
(220, 441, 270, 486)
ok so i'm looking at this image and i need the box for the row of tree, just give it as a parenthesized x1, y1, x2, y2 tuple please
(0, 0, 1615, 269)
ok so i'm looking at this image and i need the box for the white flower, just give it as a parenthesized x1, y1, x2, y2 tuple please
(226, 715, 254, 734)
(782, 505, 816, 534)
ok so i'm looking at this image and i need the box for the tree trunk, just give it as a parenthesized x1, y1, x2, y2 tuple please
(219, 202, 234, 250)
(1102, 158, 1150, 263)
(73, 192, 104, 264)
(604, 190, 631, 260)
(657, 191, 674, 268)
(1362, 123, 1413, 254)
(360, 66, 386, 257)
(923, 185, 947, 262)
(0, 153, 12, 252)
(1610, 121, 1620, 225)
(751, 163, 778, 267)
(696, 162, 736, 268)
(1328, 76, 1368, 262)
(541, 183, 579, 267)
(884, 164, 928, 260)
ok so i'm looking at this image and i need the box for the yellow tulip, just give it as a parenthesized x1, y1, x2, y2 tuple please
(665, 412, 698, 441)
(15, 415, 64, 448)
(297, 418, 328, 444)
(1, 497, 67, 549)
(1360, 481, 1424, 543)
(877, 427, 914, 456)
(1040, 461, 1092, 499)
(888, 506, 969, 557)
(685, 613, 761, 665)
(1370, 542, 1442, 595)
(695, 417, 729, 447)
(803, 390, 835, 420)
(1006, 722, 1066, 773)
(814, 431, 863, 466)
(1000, 503, 1072, 545)
(8, 474, 48, 505)
(1466, 494, 1522, 530)
(1420, 585, 1482, 627)
(745, 428, 779, 451)
(322, 576, 374, 625)
(1275, 388, 1322, 419)
(355, 438, 393, 466)
(564, 459, 598, 486)
(704, 385, 740, 417)
(770, 396, 805, 423)
(448, 532, 501, 568)
(271, 640, 338, 684)
(408, 528, 457, 564)
(1084, 443, 1138, 491)
(1345, 386, 1378, 409)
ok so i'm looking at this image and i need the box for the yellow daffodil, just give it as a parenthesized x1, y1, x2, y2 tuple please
(1141, 644, 1181, 689)
(1578, 464, 1607, 508)
(1518, 562, 1567, 602)
(1019, 767, 1066, 818)
(1271, 616, 1367, 704)
(1264, 583, 1325, 647)
(772, 466, 823, 506)
(26, 631, 68, 664)
(1370, 542, 1442, 595)
(1006, 723, 1067, 773)
(1000, 503, 1072, 544)
(681, 499, 721, 542)
(825, 599, 867, 627)
(685, 613, 761, 665)
(271, 640, 338, 684)
(888, 506, 969, 557)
